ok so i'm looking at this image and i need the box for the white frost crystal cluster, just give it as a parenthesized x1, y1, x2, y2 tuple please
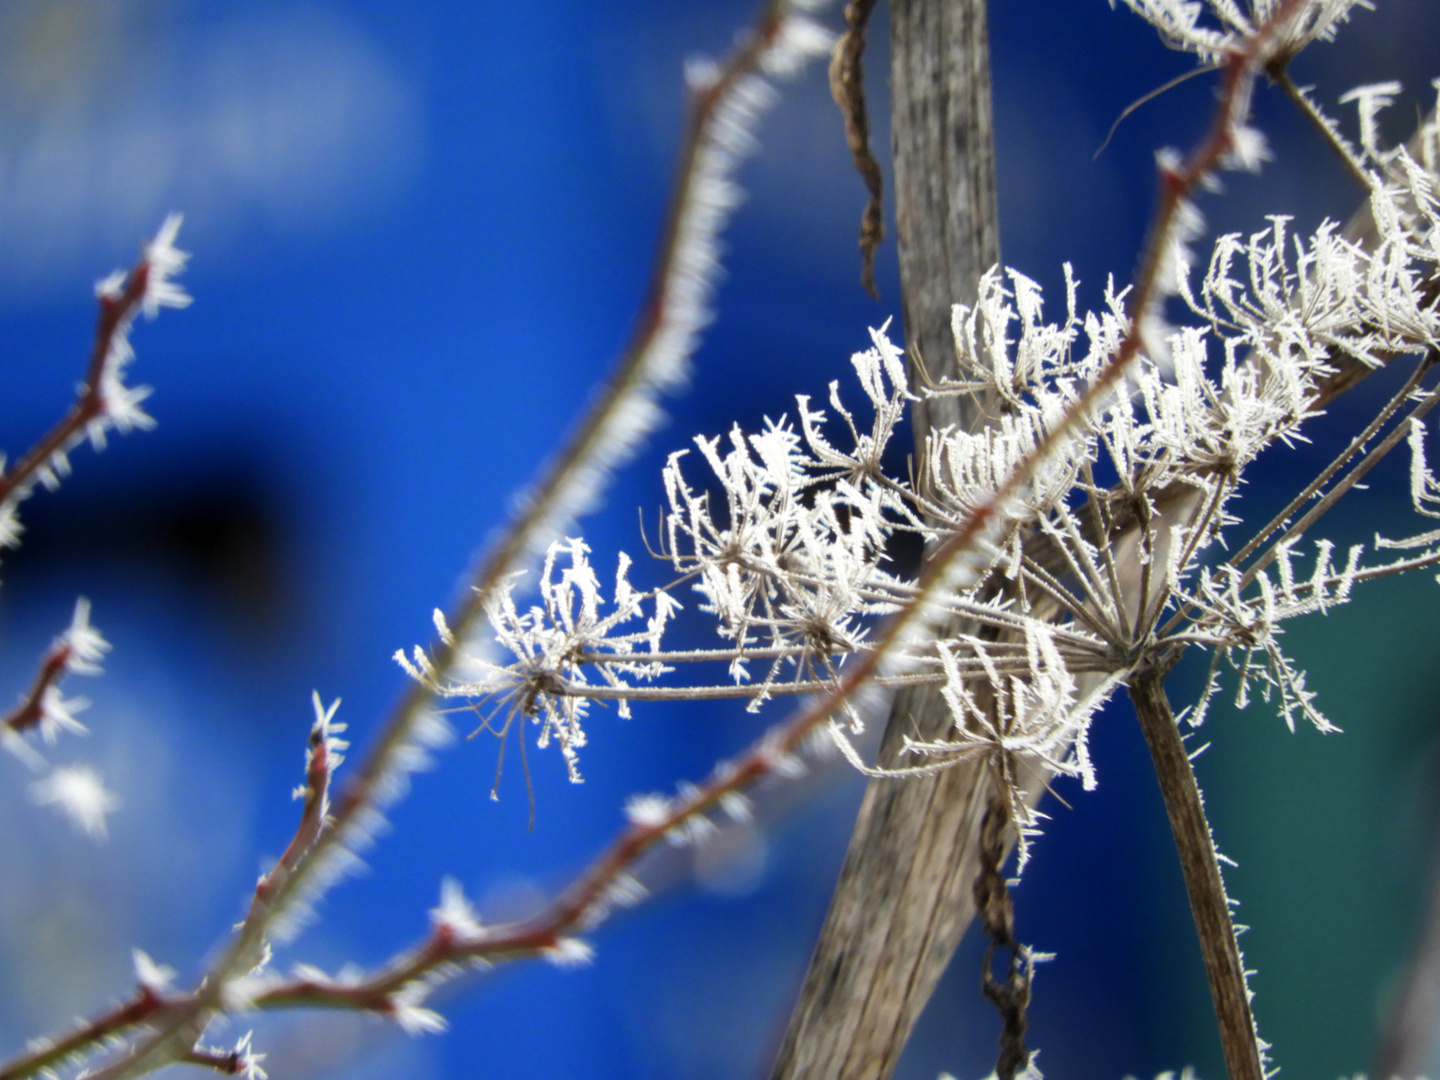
(404, 92, 1440, 843)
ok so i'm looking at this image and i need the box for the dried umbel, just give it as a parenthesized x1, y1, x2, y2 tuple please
(398, 4, 1440, 1075)
(425, 149, 1440, 810)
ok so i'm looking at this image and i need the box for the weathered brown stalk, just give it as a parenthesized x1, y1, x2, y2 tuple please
(771, 1, 1005, 1075)
(1130, 667, 1265, 1080)
(829, 0, 885, 298)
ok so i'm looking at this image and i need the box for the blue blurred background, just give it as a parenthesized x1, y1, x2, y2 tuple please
(0, 2, 1437, 1078)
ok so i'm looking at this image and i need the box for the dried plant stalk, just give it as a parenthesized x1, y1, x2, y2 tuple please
(773, 1, 1006, 1075)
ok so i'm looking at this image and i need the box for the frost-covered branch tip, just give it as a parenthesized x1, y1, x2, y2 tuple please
(0, 215, 190, 548)
(1, 599, 120, 839)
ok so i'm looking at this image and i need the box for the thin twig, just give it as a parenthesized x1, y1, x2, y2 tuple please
(829, 0, 885, 298)
(1238, 370, 1440, 589)
(0, 263, 152, 507)
(1018, 555, 1119, 642)
(1082, 459, 1132, 641)
(1228, 349, 1435, 569)
(1267, 62, 1373, 192)
(1093, 62, 1222, 161)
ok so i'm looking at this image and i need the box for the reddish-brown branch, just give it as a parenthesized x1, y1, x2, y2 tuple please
(0, 642, 70, 736)
(249, 746, 789, 1012)
(209, 0, 806, 984)
(0, 988, 174, 1080)
(0, 262, 150, 507)
(179, 1048, 246, 1077)
(0, 232, 179, 1079)
(252, 713, 336, 907)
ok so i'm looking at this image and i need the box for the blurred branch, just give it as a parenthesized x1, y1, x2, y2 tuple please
(3, 3, 1434, 1079)
(0, 218, 186, 515)
(11, 3, 843, 1078)
(191, 0, 833, 1031)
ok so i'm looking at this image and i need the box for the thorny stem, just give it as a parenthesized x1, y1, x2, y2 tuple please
(1129, 667, 1264, 1080)
(253, 709, 337, 906)
(582, 640, 1068, 669)
(0, 255, 166, 1080)
(0, 990, 176, 1080)
(1345, 545, 1440, 585)
(527, 666, 1135, 703)
(570, 624, 1100, 676)
(248, 702, 857, 1010)
(581, 643, 845, 664)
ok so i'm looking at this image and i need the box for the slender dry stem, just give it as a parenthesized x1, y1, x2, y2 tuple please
(829, 0, 884, 298)
(1130, 666, 1264, 1080)
(1228, 350, 1435, 570)
(1268, 62, 1373, 192)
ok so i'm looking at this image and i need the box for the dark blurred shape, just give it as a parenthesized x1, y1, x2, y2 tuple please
(3, 455, 290, 640)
